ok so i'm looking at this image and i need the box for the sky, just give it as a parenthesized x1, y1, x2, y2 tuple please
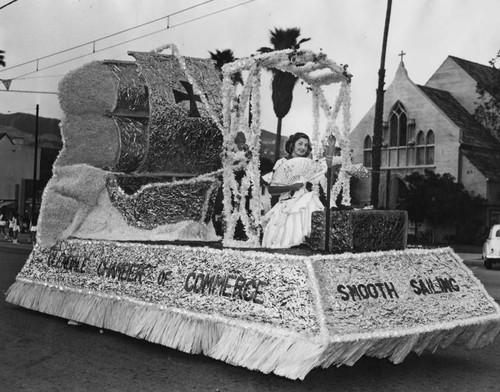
(1, 0, 500, 136)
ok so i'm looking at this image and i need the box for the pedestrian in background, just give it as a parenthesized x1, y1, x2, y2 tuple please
(9, 212, 19, 244)
(30, 213, 38, 244)
(20, 212, 30, 234)
(0, 209, 7, 240)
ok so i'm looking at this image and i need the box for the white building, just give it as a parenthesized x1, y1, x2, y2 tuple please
(350, 56, 500, 227)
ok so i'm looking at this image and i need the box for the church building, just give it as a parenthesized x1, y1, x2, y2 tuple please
(350, 55, 500, 228)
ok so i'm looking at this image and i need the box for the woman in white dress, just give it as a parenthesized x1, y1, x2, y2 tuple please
(262, 132, 325, 249)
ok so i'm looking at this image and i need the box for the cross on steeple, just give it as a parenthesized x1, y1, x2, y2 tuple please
(173, 81, 202, 117)
(398, 50, 406, 63)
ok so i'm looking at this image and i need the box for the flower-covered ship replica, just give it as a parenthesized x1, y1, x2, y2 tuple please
(6, 44, 500, 380)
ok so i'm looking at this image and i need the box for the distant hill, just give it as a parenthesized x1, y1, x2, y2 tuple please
(0, 112, 62, 149)
(235, 128, 288, 167)
(261, 129, 288, 165)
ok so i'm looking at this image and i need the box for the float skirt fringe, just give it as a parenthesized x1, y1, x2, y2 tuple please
(6, 278, 500, 380)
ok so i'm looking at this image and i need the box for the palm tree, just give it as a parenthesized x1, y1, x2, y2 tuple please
(209, 49, 243, 85)
(258, 28, 310, 162)
(0, 50, 6, 67)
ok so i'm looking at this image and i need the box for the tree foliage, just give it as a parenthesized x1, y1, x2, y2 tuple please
(474, 50, 500, 143)
(398, 170, 485, 243)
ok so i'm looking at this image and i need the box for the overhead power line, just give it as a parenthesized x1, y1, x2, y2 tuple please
(0, 0, 18, 11)
(1, 0, 254, 81)
(0, 0, 215, 74)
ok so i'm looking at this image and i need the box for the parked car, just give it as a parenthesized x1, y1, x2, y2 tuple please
(482, 224, 500, 269)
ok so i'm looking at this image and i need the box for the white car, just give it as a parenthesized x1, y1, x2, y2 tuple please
(482, 224, 500, 269)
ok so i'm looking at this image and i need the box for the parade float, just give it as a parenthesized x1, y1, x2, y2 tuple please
(6, 44, 500, 380)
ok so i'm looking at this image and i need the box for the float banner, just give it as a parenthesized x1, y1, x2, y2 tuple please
(9, 240, 320, 334)
(311, 250, 498, 336)
(6, 240, 500, 380)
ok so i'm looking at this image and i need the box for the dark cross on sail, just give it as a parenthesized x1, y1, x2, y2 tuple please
(173, 81, 202, 117)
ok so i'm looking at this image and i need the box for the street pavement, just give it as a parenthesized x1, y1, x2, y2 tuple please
(1, 242, 500, 391)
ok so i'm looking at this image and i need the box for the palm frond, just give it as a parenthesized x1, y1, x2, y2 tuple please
(296, 38, 311, 48)
(209, 49, 236, 69)
(269, 27, 310, 51)
(209, 48, 243, 85)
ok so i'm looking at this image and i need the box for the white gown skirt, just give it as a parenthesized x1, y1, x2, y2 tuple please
(262, 190, 324, 249)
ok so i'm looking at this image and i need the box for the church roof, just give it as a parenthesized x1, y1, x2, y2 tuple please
(418, 84, 500, 182)
(418, 84, 499, 149)
(461, 147, 500, 182)
(450, 56, 500, 93)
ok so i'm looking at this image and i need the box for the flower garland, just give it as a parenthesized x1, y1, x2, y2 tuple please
(248, 69, 263, 231)
(311, 81, 367, 206)
(221, 65, 263, 247)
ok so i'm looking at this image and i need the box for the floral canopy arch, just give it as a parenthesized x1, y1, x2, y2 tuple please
(220, 48, 366, 247)
(158, 44, 364, 248)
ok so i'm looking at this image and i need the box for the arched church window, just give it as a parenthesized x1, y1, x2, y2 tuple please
(399, 112, 407, 146)
(416, 130, 425, 165)
(389, 113, 398, 146)
(363, 135, 372, 167)
(425, 130, 435, 165)
(388, 101, 408, 147)
(364, 135, 372, 149)
(382, 123, 389, 146)
(416, 130, 425, 145)
(426, 130, 434, 144)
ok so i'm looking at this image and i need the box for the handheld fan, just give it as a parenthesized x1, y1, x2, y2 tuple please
(271, 157, 326, 185)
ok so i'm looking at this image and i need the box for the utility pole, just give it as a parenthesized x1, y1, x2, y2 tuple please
(31, 104, 39, 220)
(370, 0, 392, 208)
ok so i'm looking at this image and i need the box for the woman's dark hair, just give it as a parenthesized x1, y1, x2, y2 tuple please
(285, 132, 312, 156)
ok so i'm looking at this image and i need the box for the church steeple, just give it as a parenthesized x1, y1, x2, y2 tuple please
(395, 50, 410, 80)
